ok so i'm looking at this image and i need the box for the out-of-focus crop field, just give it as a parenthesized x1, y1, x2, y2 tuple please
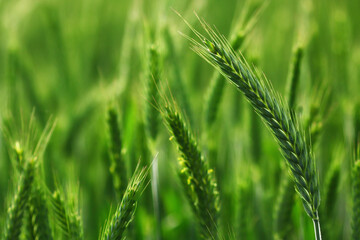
(0, 0, 359, 239)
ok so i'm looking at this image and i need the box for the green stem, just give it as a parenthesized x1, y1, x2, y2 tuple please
(312, 213, 322, 240)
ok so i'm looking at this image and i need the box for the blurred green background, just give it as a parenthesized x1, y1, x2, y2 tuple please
(0, 0, 359, 239)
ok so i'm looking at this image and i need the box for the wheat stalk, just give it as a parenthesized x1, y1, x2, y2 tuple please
(184, 17, 321, 239)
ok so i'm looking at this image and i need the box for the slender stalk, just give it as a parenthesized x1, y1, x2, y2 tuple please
(313, 215, 322, 240)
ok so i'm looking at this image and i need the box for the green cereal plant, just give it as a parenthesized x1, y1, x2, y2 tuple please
(1, 112, 56, 172)
(107, 107, 127, 200)
(4, 158, 36, 240)
(100, 164, 148, 240)
(162, 101, 220, 239)
(50, 189, 83, 240)
(27, 186, 53, 240)
(1, 114, 56, 240)
(185, 17, 322, 239)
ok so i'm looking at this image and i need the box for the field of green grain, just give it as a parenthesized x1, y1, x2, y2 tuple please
(0, 0, 360, 239)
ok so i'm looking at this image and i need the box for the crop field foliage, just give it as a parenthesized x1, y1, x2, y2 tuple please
(0, 0, 359, 239)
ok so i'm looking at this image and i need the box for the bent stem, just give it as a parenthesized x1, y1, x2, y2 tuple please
(312, 213, 322, 240)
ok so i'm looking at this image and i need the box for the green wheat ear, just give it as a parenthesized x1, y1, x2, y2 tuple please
(161, 100, 219, 239)
(1, 111, 56, 174)
(27, 185, 53, 240)
(50, 187, 83, 240)
(183, 16, 321, 239)
(1, 113, 56, 240)
(4, 158, 36, 240)
(107, 107, 127, 200)
(100, 163, 149, 240)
